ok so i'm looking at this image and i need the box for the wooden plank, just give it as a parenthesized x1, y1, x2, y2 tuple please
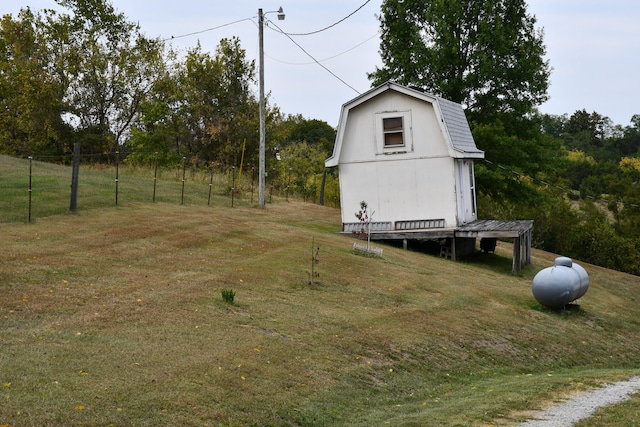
(455, 230, 525, 238)
(367, 230, 455, 240)
(513, 235, 521, 275)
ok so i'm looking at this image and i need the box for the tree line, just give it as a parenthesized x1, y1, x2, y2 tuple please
(3, 0, 640, 274)
(369, 0, 640, 274)
(0, 0, 336, 198)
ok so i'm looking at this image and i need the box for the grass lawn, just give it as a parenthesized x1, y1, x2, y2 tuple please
(2, 156, 640, 426)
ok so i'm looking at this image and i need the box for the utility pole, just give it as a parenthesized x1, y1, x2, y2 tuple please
(258, 7, 284, 207)
(258, 8, 266, 207)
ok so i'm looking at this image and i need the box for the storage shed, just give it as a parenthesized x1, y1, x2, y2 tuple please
(325, 81, 532, 273)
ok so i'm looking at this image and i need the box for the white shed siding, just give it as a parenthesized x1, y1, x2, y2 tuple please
(339, 156, 458, 228)
(413, 157, 458, 226)
(328, 82, 483, 231)
(338, 104, 372, 164)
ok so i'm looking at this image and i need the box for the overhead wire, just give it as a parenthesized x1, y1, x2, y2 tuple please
(265, 18, 361, 95)
(156, 2, 375, 94)
(270, 0, 373, 36)
(162, 17, 254, 42)
(265, 31, 379, 66)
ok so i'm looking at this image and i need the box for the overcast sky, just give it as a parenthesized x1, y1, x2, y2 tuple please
(5, 0, 640, 127)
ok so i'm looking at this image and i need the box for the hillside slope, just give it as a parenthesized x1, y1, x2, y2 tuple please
(1, 200, 640, 426)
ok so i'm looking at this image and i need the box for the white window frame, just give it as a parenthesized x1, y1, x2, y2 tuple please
(375, 110, 413, 155)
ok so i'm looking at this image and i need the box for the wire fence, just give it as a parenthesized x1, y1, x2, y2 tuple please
(0, 149, 338, 224)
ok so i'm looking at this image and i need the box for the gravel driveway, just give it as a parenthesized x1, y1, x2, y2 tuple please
(518, 377, 640, 426)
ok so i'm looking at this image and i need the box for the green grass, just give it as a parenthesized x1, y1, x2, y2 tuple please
(0, 155, 251, 223)
(2, 155, 640, 426)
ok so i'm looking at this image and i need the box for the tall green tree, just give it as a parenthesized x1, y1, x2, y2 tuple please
(56, 0, 165, 154)
(130, 38, 260, 168)
(0, 8, 71, 156)
(369, 0, 550, 119)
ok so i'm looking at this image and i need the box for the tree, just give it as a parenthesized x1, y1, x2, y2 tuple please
(0, 8, 72, 156)
(369, 0, 550, 119)
(284, 115, 336, 154)
(129, 37, 260, 168)
(56, 0, 165, 154)
(275, 141, 328, 201)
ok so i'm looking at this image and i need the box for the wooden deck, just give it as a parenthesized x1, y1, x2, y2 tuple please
(345, 219, 533, 275)
(456, 220, 533, 274)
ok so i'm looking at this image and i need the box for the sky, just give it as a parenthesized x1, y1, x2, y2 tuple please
(4, 0, 640, 128)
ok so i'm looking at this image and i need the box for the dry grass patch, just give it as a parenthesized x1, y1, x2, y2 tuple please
(2, 200, 640, 426)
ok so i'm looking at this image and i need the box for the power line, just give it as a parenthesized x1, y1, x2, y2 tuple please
(266, 19, 361, 95)
(162, 17, 253, 42)
(161, 0, 374, 42)
(266, 32, 379, 66)
(272, 0, 373, 36)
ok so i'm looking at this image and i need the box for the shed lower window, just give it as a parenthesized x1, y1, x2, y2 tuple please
(383, 117, 404, 146)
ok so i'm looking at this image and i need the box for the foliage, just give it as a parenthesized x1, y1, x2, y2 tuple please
(369, 0, 550, 119)
(478, 177, 640, 275)
(272, 141, 329, 202)
(221, 288, 236, 304)
(0, 8, 73, 156)
(128, 38, 260, 168)
(319, 170, 341, 208)
(56, 0, 165, 153)
(283, 114, 337, 154)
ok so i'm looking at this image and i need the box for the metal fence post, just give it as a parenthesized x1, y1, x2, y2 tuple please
(181, 156, 186, 205)
(115, 151, 119, 205)
(208, 164, 214, 206)
(153, 152, 158, 203)
(28, 156, 33, 222)
(231, 166, 236, 208)
(70, 143, 80, 213)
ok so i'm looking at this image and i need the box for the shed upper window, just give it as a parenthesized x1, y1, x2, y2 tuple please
(382, 117, 404, 147)
(375, 110, 412, 155)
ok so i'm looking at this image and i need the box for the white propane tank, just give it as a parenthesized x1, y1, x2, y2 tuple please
(532, 257, 589, 309)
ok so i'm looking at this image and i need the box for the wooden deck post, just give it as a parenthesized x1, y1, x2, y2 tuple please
(512, 235, 521, 275)
(450, 237, 457, 261)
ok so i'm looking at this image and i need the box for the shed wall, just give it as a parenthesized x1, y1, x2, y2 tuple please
(336, 89, 465, 229)
(339, 157, 458, 228)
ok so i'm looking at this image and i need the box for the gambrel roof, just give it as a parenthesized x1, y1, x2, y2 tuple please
(326, 81, 484, 167)
(436, 96, 481, 155)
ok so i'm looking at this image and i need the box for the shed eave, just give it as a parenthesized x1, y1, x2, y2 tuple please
(325, 155, 338, 168)
(451, 150, 485, 159)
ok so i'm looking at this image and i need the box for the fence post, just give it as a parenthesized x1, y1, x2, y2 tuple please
(153, 152, 158, 203)
(208, 164, 214, 206)
(70, 143, 81, 213)
(181, 156, 186, 205)
(251, 168, 255, 205)
(231, 166, 236, 208)
(319, 169, 327, 206)
(115, 151, 119, 205)
(28, 156, 33, 222)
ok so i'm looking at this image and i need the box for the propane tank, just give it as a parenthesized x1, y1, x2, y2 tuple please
(532, 257, 589, 309)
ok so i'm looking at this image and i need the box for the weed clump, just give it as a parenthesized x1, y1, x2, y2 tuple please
(221, 289, 236, 304)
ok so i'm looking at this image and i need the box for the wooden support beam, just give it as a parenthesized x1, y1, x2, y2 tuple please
(513, 235, 521, 275)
